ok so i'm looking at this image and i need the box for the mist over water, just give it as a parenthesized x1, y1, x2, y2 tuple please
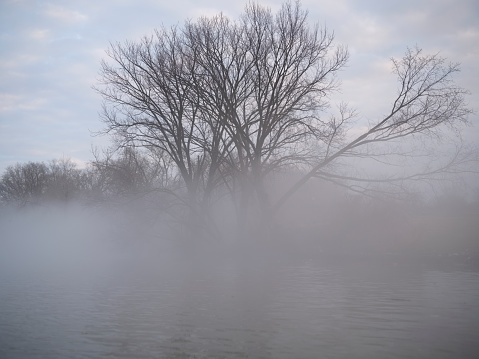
(1, 197, 479, 358)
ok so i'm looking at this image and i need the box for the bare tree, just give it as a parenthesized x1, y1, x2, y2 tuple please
(0, 159, 88, 205)
(96, 1, 473, 236)
(90, 146, 176, 198)
(96, 1, 347, 231)
(46, 158, 84, 202)
(0, 162, 49, 206)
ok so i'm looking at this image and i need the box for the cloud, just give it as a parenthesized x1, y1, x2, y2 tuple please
(29, 29, 51, 41)
(44, 4, 88, 23)
(457, 27, 479, 42)
(149, 0, 245, 19)
(0, 93, 47, 112)
(0, 53, 42, 70)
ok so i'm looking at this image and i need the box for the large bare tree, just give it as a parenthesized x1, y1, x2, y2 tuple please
(96, 1, 473, 236)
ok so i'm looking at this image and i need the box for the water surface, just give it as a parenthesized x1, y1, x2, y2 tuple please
(1, 231, 478, 358)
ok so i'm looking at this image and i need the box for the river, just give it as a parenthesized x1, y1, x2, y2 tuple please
(1, 229, 478, 359)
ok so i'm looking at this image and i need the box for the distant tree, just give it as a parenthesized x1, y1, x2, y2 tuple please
(45, 158, 84, 202)
(90, 146, 176, 198)
(96, 1, 473, 236)
(0, 162, 49, 206)
(0, 159, 93, 206)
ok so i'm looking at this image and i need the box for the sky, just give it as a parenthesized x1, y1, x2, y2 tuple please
(1, 0, 478, 174)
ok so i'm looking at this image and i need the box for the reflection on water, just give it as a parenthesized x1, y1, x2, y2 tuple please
(1, 240, 479, 359)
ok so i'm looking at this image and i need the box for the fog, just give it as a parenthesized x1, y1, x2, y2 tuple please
(1, 187, 479, 358)
(0, 203, 174, 280)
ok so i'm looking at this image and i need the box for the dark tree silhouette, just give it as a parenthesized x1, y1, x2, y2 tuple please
(0, 162, 49, 205)
(0, 159, 88, 205)
(95, 1, 473, 236)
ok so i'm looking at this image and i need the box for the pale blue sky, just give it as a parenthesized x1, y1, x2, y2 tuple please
(1, 0, 478, 173)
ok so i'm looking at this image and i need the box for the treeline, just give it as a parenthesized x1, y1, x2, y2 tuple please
(0, 148, 175, 207)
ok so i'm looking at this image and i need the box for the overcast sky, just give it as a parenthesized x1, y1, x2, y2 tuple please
(1, 0, 478, 174)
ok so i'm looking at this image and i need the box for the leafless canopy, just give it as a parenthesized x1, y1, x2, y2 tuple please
(95, 1, 473, 234)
